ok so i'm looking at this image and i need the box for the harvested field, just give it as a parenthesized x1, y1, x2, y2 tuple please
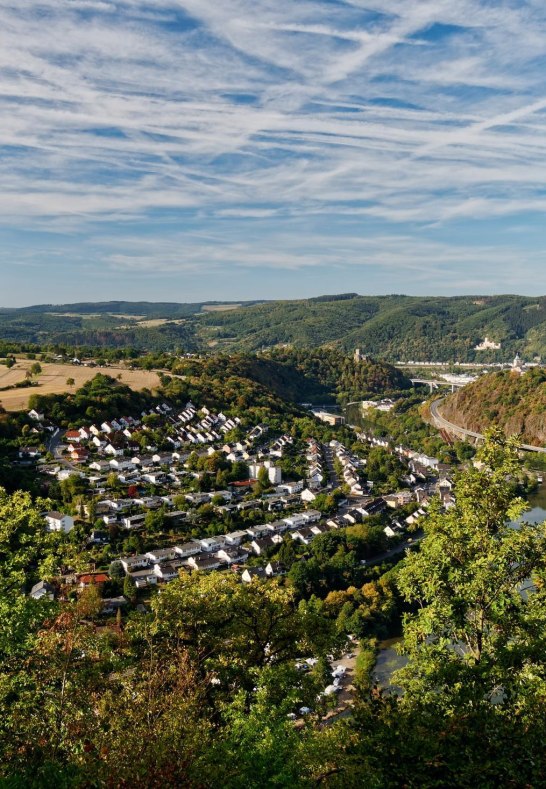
(134, 318, 172, 328)
(0, 360, 160, 412)
(201, 304, 241, 312)
(0, 363, 31, 388)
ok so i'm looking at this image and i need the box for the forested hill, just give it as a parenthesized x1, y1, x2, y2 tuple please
(440, 367, 546, 446)
(201, 294, 546, 361)
(3, 294, 546, 361)
(174, 350, 412, 405)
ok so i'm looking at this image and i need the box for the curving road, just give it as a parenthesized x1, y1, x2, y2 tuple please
(430, 398, 546, 454)
(46, 428, 84, 471)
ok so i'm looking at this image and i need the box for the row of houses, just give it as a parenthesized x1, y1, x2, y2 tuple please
(306, 439, 325, 489)
(118, 509, 322, 587)
(329, 440, 367, 496)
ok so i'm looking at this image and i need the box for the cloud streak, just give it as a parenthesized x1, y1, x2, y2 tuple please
(1, 0, 546, 301)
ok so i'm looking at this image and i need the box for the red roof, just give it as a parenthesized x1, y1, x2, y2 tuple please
(79, 573, 109, 585)
(231, 479, 258, 488)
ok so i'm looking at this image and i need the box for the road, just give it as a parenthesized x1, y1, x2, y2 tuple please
(46, 428, 82, 472)
(430, 398, 546, 454)
(322, 443, 340, 488)
(366, 533, 424, 566)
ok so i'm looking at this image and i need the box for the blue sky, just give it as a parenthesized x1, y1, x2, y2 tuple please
(2, 0, 546, 306)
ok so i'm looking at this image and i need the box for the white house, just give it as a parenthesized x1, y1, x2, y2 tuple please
(175, 541, 202, 558)
(146, 548, 178, 563)
(123, 514, 146, 530)
(283, 513, 308, 529)
(44, 511, 74, 533)
(199, 537, 223, 553)
(216, 547, 249, 565)
(224, 530, 249, 546)
(153, 563, 178, 582)
(120, 554, 150, 573)
(130, 569, 158, 588)
(241, 567, 267, 583)
(187, 555, 221, 571)
(303, 509, 321, 523)
(30, 580, 55, 600)
(104, 443, 123, 457)
(413, 453, 439, 470)
(278, 480, 304, 494)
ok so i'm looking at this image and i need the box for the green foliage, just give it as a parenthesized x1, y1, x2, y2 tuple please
(395, 428, 546, 710)
(287, 524, 387, 599)
(201, 294, 546, 361)
(0, 487, 59, 596)
(5, 294, 546, 360)
(27, 373, 156, 426)
(174, 350, 411, 406)
(347, 394, 456, 461)
(333, 431, 546, 787)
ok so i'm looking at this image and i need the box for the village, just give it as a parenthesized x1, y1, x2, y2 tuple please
(21, 396, 455, 615)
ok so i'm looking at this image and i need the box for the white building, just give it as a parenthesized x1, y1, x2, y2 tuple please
(44, 511, 74, 533)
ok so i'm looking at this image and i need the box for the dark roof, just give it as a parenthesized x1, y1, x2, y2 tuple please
(243, 567, 267, 578)
(30, 580, 55, 596)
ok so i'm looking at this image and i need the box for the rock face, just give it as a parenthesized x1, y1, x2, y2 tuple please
(441, 368, 546, 446)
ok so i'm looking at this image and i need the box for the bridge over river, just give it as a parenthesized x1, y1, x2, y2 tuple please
(410, 378, 468, 392)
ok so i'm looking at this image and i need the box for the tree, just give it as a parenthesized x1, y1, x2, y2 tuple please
(123, 573, 137, 604)
(311, 655, 332, 690)
(106, 471, 120, 490)
(277, 535, 297, 568)
(151, 573, 336, 691)
(396, 429, 546, 710)
(66, 377, 75, 387)
(145, 507, 166, 534)
(109, 560, 124, 580)
(352, 429, 546, 784)
(339, 431, 546, 787)
(30, 362, 42, 376)
(257, 466, 270, 488)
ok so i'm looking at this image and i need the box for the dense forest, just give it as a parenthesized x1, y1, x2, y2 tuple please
(201, 294, 546, 360)
(170, 350, 412, 405)
(3, 294, 546, 360)
(2, 434, 546, 786)
(441, 367, 546, 445)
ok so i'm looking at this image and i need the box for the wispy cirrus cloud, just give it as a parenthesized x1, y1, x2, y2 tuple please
(1, 0, 546, 302)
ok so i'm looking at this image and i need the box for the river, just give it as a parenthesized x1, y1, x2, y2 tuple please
(523, 483, 546, 523)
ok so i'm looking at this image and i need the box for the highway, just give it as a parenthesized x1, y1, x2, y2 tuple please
(430, 398, 546, 454)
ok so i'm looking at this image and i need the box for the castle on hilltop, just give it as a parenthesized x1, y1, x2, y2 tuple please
(475, 336, 501, 351)
(354, 348, 369, 363)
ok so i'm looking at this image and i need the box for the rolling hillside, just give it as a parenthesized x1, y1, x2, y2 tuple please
(2, 294, 546, 361)
(440, 367, 546, 446)
(200, 294, 546, 361)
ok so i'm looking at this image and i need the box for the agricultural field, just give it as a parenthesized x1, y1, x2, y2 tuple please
(0, 360, 160, 411)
